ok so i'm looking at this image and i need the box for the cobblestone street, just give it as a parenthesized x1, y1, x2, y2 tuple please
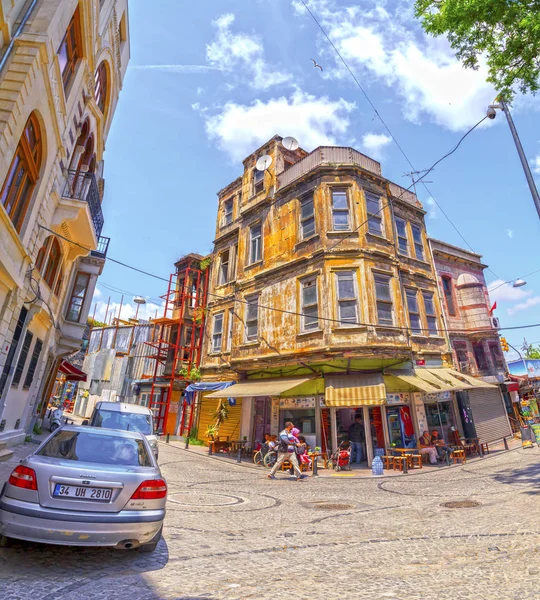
(1, 443, 540, 600)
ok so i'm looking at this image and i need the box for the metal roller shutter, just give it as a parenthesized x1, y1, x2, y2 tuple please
(467, 388, 511, 443)
(196, 394, 243, 445)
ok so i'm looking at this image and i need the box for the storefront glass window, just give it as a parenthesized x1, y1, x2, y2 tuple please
(425, 401, 457, 443)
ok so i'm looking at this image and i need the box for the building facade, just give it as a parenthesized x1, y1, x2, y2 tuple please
(431, 239, 514, 439)
(197, 136, 494, 464)
(0, 0, 129, 445)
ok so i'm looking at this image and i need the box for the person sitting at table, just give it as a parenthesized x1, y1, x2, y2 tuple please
(431, 430, 451, 461)
(419, 431, 438, 464)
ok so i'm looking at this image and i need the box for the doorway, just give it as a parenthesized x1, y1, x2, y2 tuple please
(386, 406, 416, 448)
(252, 397, 271, 446)
(425, 400, 458, 444)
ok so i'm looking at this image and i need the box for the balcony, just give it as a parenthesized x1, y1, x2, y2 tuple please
(277, 146, 382, 191)
(63, 170, 104, 238)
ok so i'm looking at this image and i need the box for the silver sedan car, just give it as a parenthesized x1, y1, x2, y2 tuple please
(0, 425, 166, 552)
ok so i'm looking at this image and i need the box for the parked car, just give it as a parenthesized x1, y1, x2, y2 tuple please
(0, 425, 166, 552)
(84, 402, 160, 458)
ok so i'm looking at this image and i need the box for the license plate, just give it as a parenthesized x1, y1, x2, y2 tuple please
(53, 483, 112, 502)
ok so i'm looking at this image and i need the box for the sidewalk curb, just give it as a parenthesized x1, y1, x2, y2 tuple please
(159, 440, 526, 481)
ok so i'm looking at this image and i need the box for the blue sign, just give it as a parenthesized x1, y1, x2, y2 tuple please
(507, 359, 540, 379)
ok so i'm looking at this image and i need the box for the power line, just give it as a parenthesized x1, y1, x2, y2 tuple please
(38, 225, 540, 337)
(298, 0, 502, 281)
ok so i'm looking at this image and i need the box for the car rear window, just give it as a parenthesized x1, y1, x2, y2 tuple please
(37, 430, 153, 467)
(92, 409, 153, 435)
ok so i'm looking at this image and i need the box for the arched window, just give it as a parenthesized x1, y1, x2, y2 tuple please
(94, 62, 108, 114)
(35, 236, 62, 292)
(0, 113, 42, 232)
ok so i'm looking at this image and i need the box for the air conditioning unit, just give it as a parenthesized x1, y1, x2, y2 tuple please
(491, 316, 501, 330)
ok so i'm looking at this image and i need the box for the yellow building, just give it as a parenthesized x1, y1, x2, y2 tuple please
(199, 136, 495, 464)
(0, 0, 129, 447)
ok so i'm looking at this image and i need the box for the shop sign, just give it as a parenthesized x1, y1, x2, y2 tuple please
(279, 396, 325, 409)
(424, 391, 452, 402)
(415, 359, 426, 366)
(386, 393, 411, 405)
(271, 398, 280, 434)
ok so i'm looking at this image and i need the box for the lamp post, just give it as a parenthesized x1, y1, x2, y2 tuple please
(488, 278, 527, 293)
(133, 296, 146, 321)
(487, 98, 540, 220)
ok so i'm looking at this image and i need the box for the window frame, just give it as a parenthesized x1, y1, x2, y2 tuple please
(422, 291, 438, 336)
(58, 7, 82, 91)
(43, 238, 62, 289)
(394, 217, 408, 255)
(374, 273, 394, 326)
(488, 341, 504, 369)
(300, 276, 319, 332)
(12, 330, 33, 388)
(94, 61, 108, 114)
(23, 338, 43, 390)
(222, 198, 233, 227)
(411, 223, 425, 261)
(211, 313, 224, 353)
(335, 271, 359, 327)
(248, 223, 262, 265)
(226, 309, 234, 352)
(299, 193, 316, 240)
(1, 113, 42, 233)
(253, 168, 264, 195)
(66, 271, 91, 323)
(441, 275, 456, 316)
(331, 188, 350, 232)
(245, 294, 259, 342)
(454, 342, 469, 366)
(472, 341, 488, 371)
(405, 288, 421, 335)
(218, 249, 230, 285)
(365, 191, 384, 236)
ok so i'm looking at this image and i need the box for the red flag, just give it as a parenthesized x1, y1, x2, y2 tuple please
(489, 301, 497, 315)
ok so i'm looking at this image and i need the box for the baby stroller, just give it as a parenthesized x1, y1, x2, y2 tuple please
(329, 440, 351, 471)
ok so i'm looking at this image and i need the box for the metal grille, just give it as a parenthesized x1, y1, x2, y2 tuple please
(63, 170, 104, 237)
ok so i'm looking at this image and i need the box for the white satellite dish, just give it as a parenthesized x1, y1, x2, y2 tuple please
(282, 136, 299, 151)
(256, 154, 273, 171)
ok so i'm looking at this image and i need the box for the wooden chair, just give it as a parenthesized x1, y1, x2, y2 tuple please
(480, 442, 490, 455)
(451, 449, 466, 464)
(393, 456, 408, 472)
(382, 455, 395, 470)
(407, 454, 422, 469)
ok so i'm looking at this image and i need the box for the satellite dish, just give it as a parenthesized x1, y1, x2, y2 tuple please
(255, 155, 273, 171)
(282, 136, 299, 151)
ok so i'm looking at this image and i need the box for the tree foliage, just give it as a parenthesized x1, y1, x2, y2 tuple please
(414, 0, 540, 101)
(524, 344, 540, 359)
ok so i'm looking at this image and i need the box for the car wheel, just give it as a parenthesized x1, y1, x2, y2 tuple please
(137, 527, 162, 553)
(50, 423, 59, 432)
(0, 534, 13, 548)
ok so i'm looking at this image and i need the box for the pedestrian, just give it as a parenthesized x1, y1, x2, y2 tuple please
(267, 421, 305, 480)
(348, 414, 365, 464)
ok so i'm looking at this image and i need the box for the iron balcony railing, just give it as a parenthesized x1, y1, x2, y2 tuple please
(63, 170, 104, 238)
(277, 146, 382, 191)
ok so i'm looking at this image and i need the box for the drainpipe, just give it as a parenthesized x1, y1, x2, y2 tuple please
(0, 0, 40, 75)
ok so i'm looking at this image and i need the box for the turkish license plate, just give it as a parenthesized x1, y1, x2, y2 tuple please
(53, 483, 112, 502)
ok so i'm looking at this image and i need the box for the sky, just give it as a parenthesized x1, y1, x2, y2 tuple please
(95, 0, 540, 361)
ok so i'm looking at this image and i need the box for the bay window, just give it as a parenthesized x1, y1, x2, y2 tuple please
(66, 272, 91, 322)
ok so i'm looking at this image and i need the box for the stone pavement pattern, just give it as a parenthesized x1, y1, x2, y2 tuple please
(1, 442, 540, 600)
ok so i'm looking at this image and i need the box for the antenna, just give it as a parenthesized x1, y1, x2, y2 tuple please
(282, 136, 299, 151)
(255, 155, 272, 171)
(402, 169, 433, 196)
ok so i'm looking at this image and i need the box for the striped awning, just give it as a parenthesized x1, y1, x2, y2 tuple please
(205, 376, 314, 398)
(325, 373, 386, 407)
(387, 368, 495, 393)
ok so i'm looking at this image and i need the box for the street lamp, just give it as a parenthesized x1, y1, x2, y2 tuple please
(512, 279, 527, 288)
(133, 296, 146, 320)
(487, 98, 540, 220)
(489, 278, 527, 292)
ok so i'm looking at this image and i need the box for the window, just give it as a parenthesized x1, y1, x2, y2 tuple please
(395, 217, 408, 255)
(301, 277, 319, 331)
(366, 192, 383, 236)
(249, 223, 262, 264)
(331, 189, 350, 231)
(66, 272, 91, 322)
(406, 289, 421, 334)
(423, 292, 438, 336)
(473, 342, 488, 371)
(230, 244, 238, 281)
(219, 249, 230, 285)
(489, 342, 504, 368)
(454, 342, 469, 366)
(411, 224, 424, 260)
(58, 7, 81, 90)
(43, 238, 62, 289)
(300, 194, 315, 239)
(23, 339, 43, 389)
(441, 276, 456, 316)
(94, 62, 108, 113)
(336, 271, 358, 326)
(212, 313, 224, 353)
(1, 113, 42, 232)
(223, 198, 233, 226)
(245, 294, 259, 341)
(253, 168, 264, 195)
(374, 274, 394, 326)
(12, 331, 33, 387)
(226, 310, 234, 351)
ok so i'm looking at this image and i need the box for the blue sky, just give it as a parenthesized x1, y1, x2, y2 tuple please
(95, 0, 540, 359)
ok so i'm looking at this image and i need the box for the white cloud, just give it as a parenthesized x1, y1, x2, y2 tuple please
(533, 153, 540, 174)
(129, 64, 220, 74)
(200, 90, 355, 162)
(295, 0, 496, 130)
(508, 296, 540, 317)
(425, 196, 438, 220)
(361, 132, 391, 159)
(206, 13, 291, 90)
(507, 229, 514, 239)
(91, 298, 165, 324)
(487, 280, 531, 304)
(93, 287, 102, 299)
